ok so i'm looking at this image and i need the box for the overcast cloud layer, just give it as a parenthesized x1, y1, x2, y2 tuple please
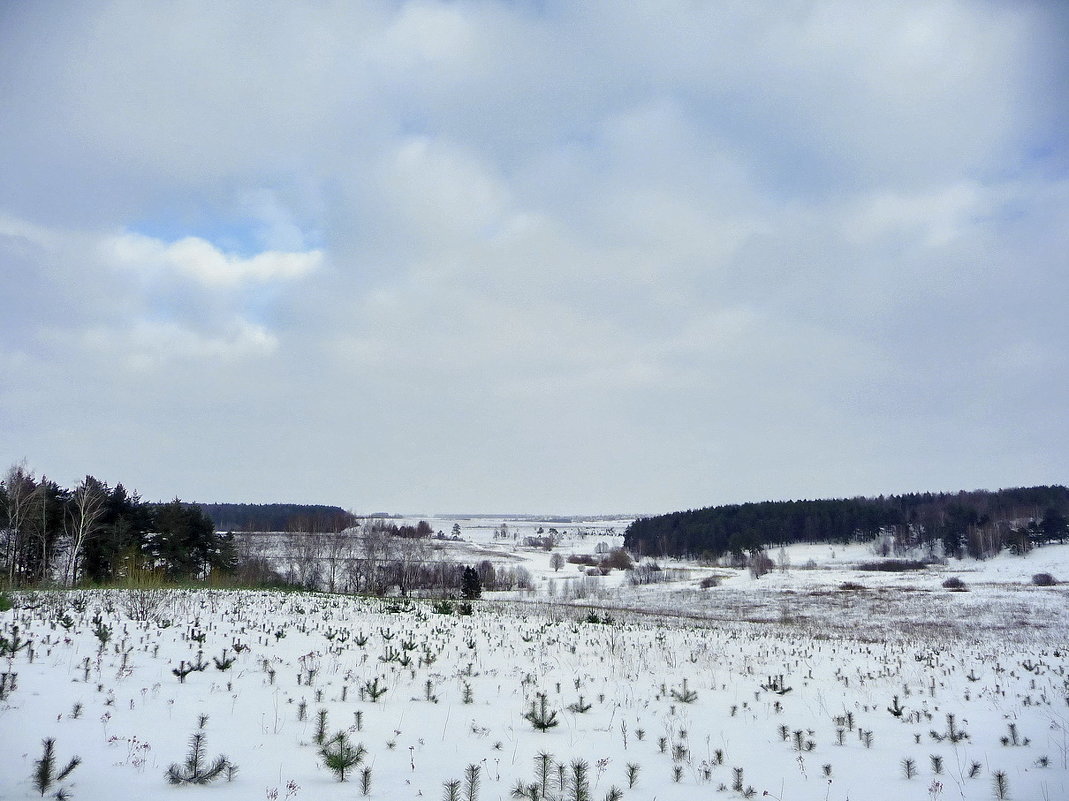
(2, 1, 1067, 514)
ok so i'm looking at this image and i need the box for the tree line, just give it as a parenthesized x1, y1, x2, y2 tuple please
(1, 463, 238, 587)
(624, 485, 1069, 560)
(1, 462, 522, 599)
(196, 503, 355, 533)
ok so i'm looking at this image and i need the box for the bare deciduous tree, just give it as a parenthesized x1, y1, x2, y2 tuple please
(63, 475, 107, 586)
(320, 525, 356, 594)
(285, 518, 324, 590)
(2, 462, 36, 586)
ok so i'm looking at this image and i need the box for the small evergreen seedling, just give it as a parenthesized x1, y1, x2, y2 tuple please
(902, 758, 917, 779)
(443, 779, 462, 801)
(0, 625, 30, 657)
(732, 767, 744, 792)
(536, 752, 554, 796)
(33, 738, 80, 797)
(510, 780, 539, 801)
(1001, 723, 1026, 747)
(166, 730, 231, 785)
(213, 649, 235, 671)
(887, 696, 905, 717)
(363, 677, 388, 702)
(992, 770, 1010, 800)
(567, 696, 592, 714)
(524, 693, 560, 731)
(319, 731, 366, 782)
(0, 670, 18, 701)
(670, 679, 698, 704)
(315, 709, 329, 745)
(360, 766, 372, 796)
(626, 762, 640, 788)
(568, 759, 590, 801)
(464, 763, 481, 801)
(91, 617, 111, 649)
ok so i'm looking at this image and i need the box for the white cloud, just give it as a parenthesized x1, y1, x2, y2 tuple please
(1, 1, 1067, 511)
(104, 232, 321, 288)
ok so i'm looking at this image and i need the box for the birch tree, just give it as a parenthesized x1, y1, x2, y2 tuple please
(2, 462, 36, 586)
(63, 475, 107, 586)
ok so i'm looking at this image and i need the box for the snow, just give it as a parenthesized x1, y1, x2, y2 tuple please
(2, 534, 1068, 801)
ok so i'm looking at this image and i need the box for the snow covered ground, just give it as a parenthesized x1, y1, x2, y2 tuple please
(2, 534, 1067, 801)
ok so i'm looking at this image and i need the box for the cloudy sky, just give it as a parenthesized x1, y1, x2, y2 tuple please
(1, 1, 1067, 515)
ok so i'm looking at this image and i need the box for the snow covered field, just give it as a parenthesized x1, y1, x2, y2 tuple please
(2, 535, 1068, 801)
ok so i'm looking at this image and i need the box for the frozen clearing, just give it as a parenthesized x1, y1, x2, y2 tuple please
(2, 537, 1068, 801)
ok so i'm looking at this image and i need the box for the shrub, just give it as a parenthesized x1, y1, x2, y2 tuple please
(699, 575, 720, 589)
(600, 548, 634, 571)
(748, 551, 774, 579)
(567, 554, 598, 567)
(839, 581, 865, 591)
(1032, 572, 1057, 586)
(942, 576, 968, 591)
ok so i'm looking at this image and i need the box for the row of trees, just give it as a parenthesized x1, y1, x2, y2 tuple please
(1, 463, 235, 587)
(196, 503, 355, 533)
(1, 463, 523, 598)
(242, 519, 532, 596)
(625, 486, 1069, 560)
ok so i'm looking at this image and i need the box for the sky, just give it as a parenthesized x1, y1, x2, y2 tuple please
(1, 1, 1067, 515)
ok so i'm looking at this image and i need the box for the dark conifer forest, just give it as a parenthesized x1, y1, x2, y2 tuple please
(624, 486, 1069, 560)
(194, 503, 356, 533)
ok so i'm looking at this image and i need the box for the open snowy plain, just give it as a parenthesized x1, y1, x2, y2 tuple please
(2, 528, 1067, 801)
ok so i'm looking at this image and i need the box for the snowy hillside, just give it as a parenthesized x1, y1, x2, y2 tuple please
(1, 539, 1067, 800)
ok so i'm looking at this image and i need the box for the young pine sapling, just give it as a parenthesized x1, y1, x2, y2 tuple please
(33, 738, 80, 797)
(319, 731, 366, 782)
